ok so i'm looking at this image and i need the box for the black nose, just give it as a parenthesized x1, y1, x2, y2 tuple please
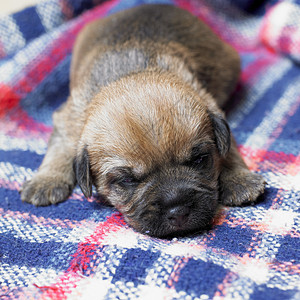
(167, 206, 190, 228)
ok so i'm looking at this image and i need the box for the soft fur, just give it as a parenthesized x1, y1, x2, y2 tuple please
(21, 4, 265, 237)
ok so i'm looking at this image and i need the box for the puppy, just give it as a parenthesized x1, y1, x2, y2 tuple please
(21, 4, 265, 238)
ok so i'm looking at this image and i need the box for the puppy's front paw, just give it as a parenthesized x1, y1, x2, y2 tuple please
(20, 175, 73, 206)
(220, 169, 266, 206)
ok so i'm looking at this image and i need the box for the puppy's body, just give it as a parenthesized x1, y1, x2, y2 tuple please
(21, 5, 265, 237)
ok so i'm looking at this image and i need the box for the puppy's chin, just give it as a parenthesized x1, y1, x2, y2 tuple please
(121, 195, 219, 238)
(128, 205, 218, 238)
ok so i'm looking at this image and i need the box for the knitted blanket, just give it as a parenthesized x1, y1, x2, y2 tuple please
(0, 0, 299, 299)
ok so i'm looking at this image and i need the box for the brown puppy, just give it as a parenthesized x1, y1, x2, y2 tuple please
(21, 4, 265, 238)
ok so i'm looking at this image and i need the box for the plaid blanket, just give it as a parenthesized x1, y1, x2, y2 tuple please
(0, 0, 299, 299)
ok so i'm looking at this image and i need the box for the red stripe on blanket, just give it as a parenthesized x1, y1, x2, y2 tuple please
(239, 145, 300, 175)
(34, 212, 125, 299)
(0, 84, 21, 116)
(69, 212, 125, 277)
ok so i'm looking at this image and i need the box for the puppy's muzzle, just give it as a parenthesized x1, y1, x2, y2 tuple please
(167, 206, 190, 227)
(127, 166, 219, 237)
(157, 188, 195, 228)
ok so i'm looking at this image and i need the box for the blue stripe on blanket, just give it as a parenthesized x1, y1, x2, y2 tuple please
(276, 236, 300, 263)
(0, 188, 98, 221)
(13, 7, 46, 42)
(251, 285, 297, 300)
(277, 106, 300, 140)
(207, 225, 255, 255)
(175, 258, 227, 297)
(20, 56, 71, 126)
(112, 248, 161, 285)
(240, 66, 300, 130)
(0, 234, 77, 268)
(0, 150, 43, 169)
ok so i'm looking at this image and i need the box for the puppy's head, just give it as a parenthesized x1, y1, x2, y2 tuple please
(74, 72, 230, 238)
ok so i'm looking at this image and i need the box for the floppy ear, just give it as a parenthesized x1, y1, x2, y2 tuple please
(208, 111, 231, 156)
(73, 146, 93, 198)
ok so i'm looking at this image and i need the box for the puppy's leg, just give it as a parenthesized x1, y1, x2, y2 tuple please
(20, 100, 78, 206)
(219, 138, 266, 206)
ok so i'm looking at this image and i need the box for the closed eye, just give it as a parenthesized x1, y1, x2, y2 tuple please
(184, 153, 211, 169)
(107, 167, 140, 188)
(117, 175, 139, 188)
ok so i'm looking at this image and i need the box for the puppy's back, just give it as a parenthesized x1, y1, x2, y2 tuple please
(71, 4, 240, 105)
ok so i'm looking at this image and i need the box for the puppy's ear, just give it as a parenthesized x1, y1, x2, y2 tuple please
(74, 146, 93, 198)
(208, 111, 231, 156)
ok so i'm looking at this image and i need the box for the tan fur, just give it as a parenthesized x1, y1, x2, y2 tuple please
(21, 4, 265, 237)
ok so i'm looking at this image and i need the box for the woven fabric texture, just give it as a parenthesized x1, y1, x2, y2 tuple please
(0, 0, 299, 299)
